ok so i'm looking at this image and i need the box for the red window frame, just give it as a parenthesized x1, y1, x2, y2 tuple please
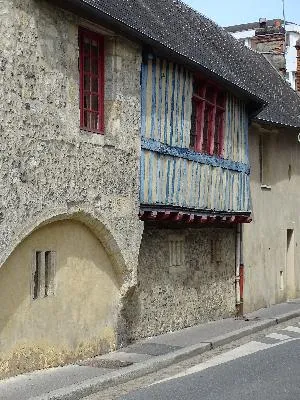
(190, 80, 225, 157)
(79, 27, 105, 134)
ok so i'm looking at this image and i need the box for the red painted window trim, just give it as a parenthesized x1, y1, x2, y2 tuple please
(79, 27, 105, 134)
(190, 80, 226, 157)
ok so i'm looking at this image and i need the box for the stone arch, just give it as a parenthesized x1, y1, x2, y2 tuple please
(0, 205, 129, 283)
(0, 211, 130, 378)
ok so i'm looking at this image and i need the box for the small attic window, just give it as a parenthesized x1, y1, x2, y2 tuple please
(190, 80, 225, 157)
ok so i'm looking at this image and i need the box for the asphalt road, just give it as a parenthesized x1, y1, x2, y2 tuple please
(119, 338, 300, 400)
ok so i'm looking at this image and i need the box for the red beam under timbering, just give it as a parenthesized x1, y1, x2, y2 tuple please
(182, 214, 195, 224)
(156, 211, 171, 220)
(139, 210, 252, 224)
(170, 212, 184, 222)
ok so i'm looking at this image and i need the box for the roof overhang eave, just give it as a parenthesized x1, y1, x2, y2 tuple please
(253, 116, 300, 131)
(52, 0, 266, 113)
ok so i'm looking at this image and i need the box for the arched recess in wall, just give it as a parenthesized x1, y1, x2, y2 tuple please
(0, 214, 126, 378)
(0, 207, 128, 281)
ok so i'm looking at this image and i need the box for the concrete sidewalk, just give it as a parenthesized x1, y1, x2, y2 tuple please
(1, 300, 300, 400)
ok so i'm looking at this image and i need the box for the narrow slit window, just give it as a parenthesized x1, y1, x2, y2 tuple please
(33, 251, 41, 300)
(211, 237, 222, 263)
(32, 251, 56, 300)
(259, 135, 271, 187)
(45, 251, 54, 297)
(168, 235, 185, 270)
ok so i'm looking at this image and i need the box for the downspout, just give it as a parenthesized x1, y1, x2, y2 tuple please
(239, 224, 244, 317)
(235, 224, 241, 316)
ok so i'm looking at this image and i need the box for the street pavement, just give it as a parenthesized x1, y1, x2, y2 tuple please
(0, 300, 300, 399)
(113, 322, 300, 400)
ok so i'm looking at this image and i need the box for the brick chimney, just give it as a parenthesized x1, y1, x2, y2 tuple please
(252, 18, 286, 77)
(295, 39, 300, 92)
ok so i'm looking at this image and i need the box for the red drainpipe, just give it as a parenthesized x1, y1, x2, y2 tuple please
(239, 224, 244, 317)
(235, 223, 244, 317)
(235, 224, 241, 315)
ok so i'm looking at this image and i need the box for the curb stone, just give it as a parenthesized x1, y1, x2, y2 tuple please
(30, 313, 300, 400)
(210, 319, 276, 348)
(31, 343, 211, 400)
(275, 310, 300, 324)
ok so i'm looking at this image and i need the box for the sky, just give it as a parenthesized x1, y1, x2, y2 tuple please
(184, 0, 300, 27)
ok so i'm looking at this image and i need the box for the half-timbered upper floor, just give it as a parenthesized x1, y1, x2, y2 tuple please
(58, 0, 300, 225)
(140, 54, 251, 222)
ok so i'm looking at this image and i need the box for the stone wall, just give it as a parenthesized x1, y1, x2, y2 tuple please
(0, 0, 143, 375)
(124, 226, 236, 342)
(0, 0, 143, 279)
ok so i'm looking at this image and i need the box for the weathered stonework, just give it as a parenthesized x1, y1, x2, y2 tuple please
(124, 226, 236, 342)
(0, 0, 143, 377)
(0, 0, 143, 270)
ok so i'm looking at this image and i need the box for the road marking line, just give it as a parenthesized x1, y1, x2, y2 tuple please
(152, 341, 273, 385)
(282, 326, 300, 334)
(151, 336, 299, 387)
(266, 333, 291, 341)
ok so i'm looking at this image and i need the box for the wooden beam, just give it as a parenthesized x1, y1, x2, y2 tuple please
(170, 212, 183, 222)
(182, 214, 195, 223)
(156, 211, 171, 220)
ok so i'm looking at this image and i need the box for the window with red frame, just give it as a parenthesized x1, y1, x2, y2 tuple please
(190, 81, 225, 156)
(79, 28, 104, 133)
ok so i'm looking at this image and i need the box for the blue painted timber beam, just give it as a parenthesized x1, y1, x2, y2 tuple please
(141, 137, 250, 174)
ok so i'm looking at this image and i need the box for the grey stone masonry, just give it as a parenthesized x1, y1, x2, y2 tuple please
(124, 226, 236, 342)
(0, 0, 143, 284)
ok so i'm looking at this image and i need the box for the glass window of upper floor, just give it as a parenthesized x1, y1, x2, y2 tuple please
(79, 28, 105, 134)
(190, 80, 226, 157)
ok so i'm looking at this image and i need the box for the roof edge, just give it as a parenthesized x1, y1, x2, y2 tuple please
(53, 0, 266, 113)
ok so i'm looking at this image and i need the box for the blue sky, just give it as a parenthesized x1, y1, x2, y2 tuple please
(184, 0, 300, 27)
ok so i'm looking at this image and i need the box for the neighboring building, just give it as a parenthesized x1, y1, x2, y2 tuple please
(244, 120, 300, 312)
(226, 19, 300, 90)
(296, 39, 300, 91)
(1, 0, 300, 378)
(226, 18, 300, 312)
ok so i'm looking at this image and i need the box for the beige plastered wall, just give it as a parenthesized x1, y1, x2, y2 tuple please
(243, 123, 300, 312)
(0, 219, 121, 378)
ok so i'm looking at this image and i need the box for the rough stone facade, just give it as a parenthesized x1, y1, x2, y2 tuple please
(0, 0, 143, 278)
(124, 226, 236, 342)
(0, 0, 143, 376)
